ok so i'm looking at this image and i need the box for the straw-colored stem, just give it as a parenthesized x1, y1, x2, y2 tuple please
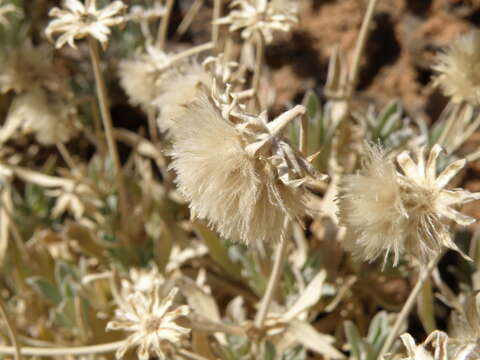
(147, 107, 159, 143)
(0, 296, 22, 360)
(0, 341, 124, 356)
(157, 0, 175, 49)
(169, 42, 214, 65)
(300, 112, 308, 155)
(87, 37, 128, 224)
(56, 142, 77, 173)
(348, 0, 379, 97)
(437, 101, 464, 147)
(252, 31, 265, 97)
(212, 0, 222, 47)
(176, 0, 204, 37)
(451, 110, 480, 153)
(254, 220, 289, 328)
(377, 252, 443, 359)
(178, 349, 209, 360)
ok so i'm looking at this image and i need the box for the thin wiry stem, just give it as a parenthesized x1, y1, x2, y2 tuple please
(347, 0, 379, 97)
(252, 30, 265, 100)
(157, 0, 175, 49)
(254, 219, 290, 328)
(436, 101, 465, 147)
(56, 142, 78, 173)
(87, 36, 129, 225)
(212, 0, 222, 47)
(0, 341, 124, 356)
(0, 296, 22, 360)
(377, 252, 443, 359)
(176, 0, 204, 37)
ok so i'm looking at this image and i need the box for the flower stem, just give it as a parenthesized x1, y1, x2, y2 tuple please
(377, 252, 443, 359)
(157, 0, 175, 49)
(347, 0, 379, 97)
(0, 341, 124, 356)
(87, 37, 128, 226)
(252, 30, 265, 98)
(254, 220, 290, 328)
(212, 0, 222, 47)
(436, 101, 465, 148)
(0, 296, 22, 360)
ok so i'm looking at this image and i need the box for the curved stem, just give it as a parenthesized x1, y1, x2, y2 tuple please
(348, 0, 379, 97)
(0, 341, 124, 356)
(87, 37, 129, 226)
(254, 220, 290, 328)
(377, 252, 443, 359)
(0, 296, 22, 360)
(157, 0, 175, 49)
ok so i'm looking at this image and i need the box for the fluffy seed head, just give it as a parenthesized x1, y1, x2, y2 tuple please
(154, 63, 210, 134)
(2, 88, 79, 145)
(338, 144, 480, 266)
(0, 42, 66, 94)
(432, 30, 480, 104)
(106, 287, 191, 360)
(169, 92, 323, 246)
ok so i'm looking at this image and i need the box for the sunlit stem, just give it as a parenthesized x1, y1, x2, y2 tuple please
(254, 219, 290, 328)
(0, 296, 22, 360)
(437, 101, 465, 148)
(347, 0, 379, 97)
(252, 30, 265, 100)
(0, 341, 124, 356)
(87, 37, 129, 225)
(377, 252, 443, 360)
(157, 0, 175, 49)
(212, 0, 222, 47)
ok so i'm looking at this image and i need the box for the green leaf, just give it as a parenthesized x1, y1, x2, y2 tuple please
(193, 221, 243, 281)
(264, 342, 276, 360)
(27, 276, 62, 306)
(344, 321, 363, 360)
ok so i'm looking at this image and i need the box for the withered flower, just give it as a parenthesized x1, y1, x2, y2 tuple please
(169, 90, 325, 246)
(45, 0, 126, 49)
(338, 144, 480, 266)
(107, 287, 190, 360)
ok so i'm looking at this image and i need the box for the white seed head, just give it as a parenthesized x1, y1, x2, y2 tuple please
(45, 0, 126, 49)
(0, 41, 67, 95)
(3, 88, 79, 145)
(432, 30, 480, 104)
(169, 92, 324, 246)
(338, 144, 480, 266)
(154, 63, 211, 134)
(107, 287, 191, 360)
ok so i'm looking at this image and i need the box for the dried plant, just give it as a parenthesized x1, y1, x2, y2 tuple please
(432, 30, 480, 105)
(45, 0, 126, 49)
(338, 144, 480, 266)
(0, 0, 20, 27)
(107, 287, 191, 360)
(169, 92, 324, 246)
(216, 0, 298, 43)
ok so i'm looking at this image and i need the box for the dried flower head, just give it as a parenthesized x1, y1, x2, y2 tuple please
(0, 0, 21, 27)
(120, 265, 165, 297)
(45, 0, 126, 49)
(2, 88, 79, 145)
(169, 92, 325, 246)
(107, 287, 190, 360)
(338, 144, 480, 266)
(0, 42, 66, 94)
(118, 45, 189, 109)
(154, 63, 211, 134)
(432, 30, 480, 104)
(216, 0, 298, 43)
